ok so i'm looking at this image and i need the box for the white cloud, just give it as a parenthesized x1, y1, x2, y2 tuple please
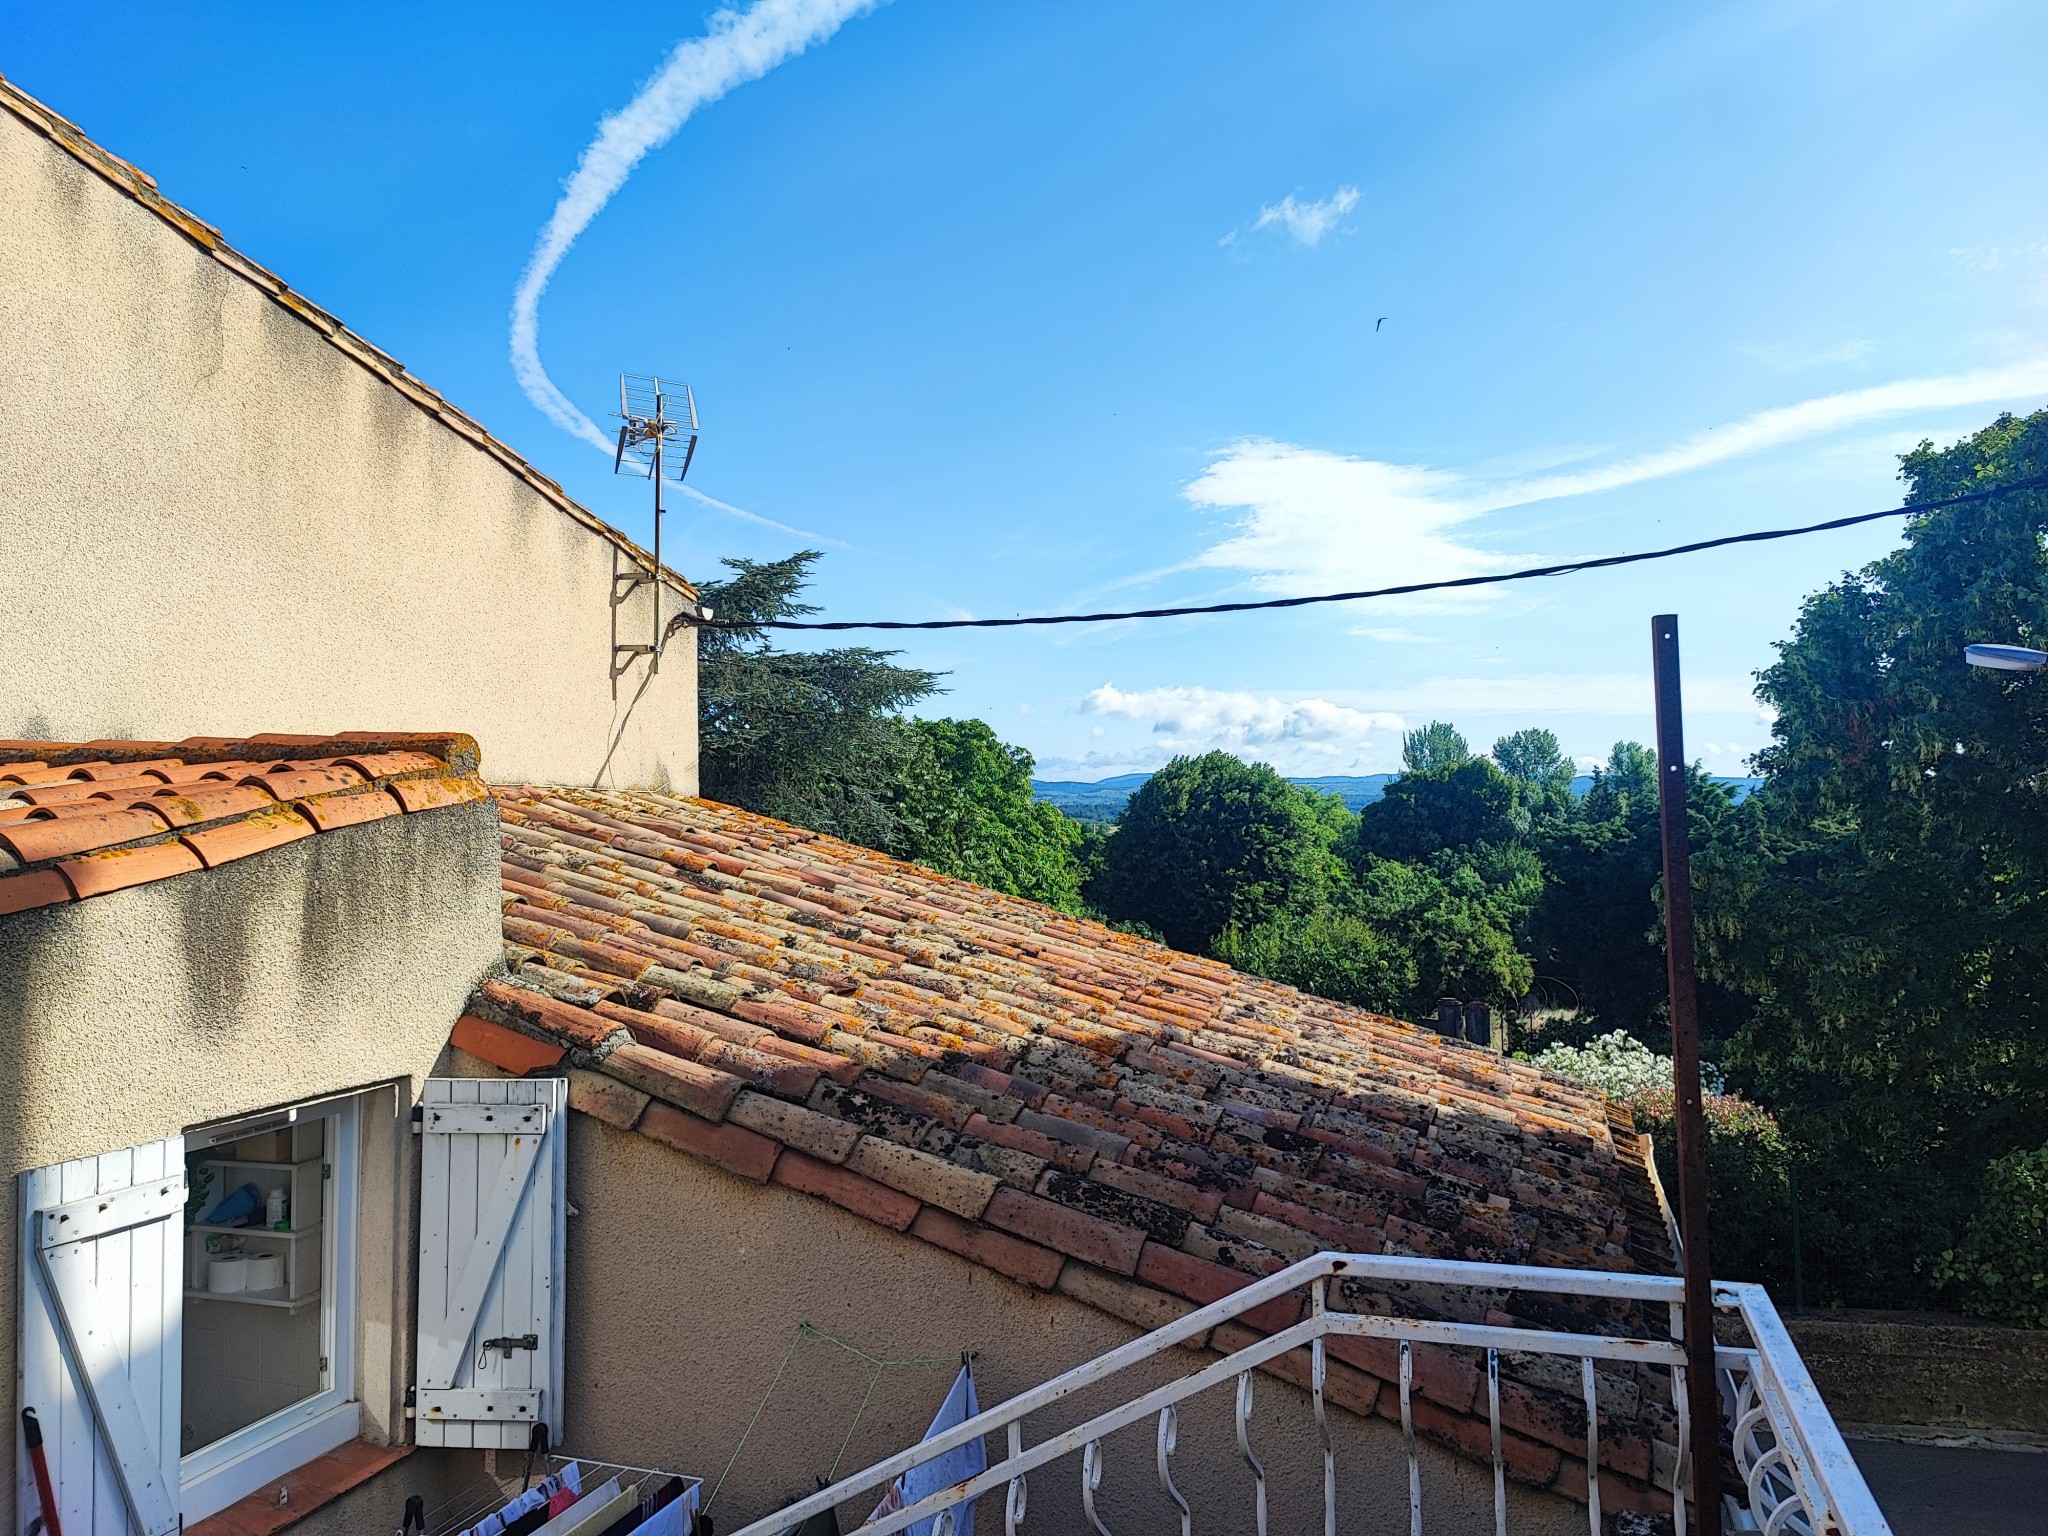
(510, 0, 877, 452)
(1185, 440, 1504, 598)
(1224, 185, 1360, 250)
(1080, 683, 1405, 774)
(1187, 358, 2048, 594)
(1046, 675, 1771, 780)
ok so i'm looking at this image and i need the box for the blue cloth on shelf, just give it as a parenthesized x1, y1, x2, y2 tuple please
(199, 1182, 262, 1228)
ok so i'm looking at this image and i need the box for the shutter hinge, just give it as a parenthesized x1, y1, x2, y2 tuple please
(319, 1355, 329, 1373)
(323, 1162, 332, 1180)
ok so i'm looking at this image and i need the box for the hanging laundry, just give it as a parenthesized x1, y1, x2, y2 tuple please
(862, 1485, 901, 1523)
(465, 1462, 582, 1536)
(530, 1477, 624, 1536)
(557, 1480, 640, 1536)
(862, 1363, 983, 1536)
(635, 1481, 699, 1536)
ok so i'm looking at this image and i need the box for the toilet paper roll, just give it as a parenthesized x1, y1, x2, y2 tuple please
(207, 1256, 249, 1294)
(244, 1254, 283, 1291)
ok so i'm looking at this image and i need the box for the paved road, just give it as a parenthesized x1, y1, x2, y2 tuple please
(1848, 1438, 2048, 1535)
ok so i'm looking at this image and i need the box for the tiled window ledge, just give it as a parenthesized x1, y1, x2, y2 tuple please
(187, 1440, 412, 1536)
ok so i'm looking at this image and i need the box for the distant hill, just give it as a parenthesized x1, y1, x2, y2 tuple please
(1033, 771, 1763, 821)
(1029, 774, 1154, 822)
(1031, 772, 1396, 821)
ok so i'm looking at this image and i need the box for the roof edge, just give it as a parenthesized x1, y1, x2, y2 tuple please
(0, 731, 483, 778)
(0, 72, 697, 604)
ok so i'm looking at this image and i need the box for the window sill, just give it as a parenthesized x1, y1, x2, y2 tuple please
(186, 1439, 413, 1536)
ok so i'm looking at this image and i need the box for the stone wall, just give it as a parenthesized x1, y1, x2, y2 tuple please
(1786, 1312, 2048, 1432)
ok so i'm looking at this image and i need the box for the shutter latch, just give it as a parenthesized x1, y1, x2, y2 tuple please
(480, 1333, 540, 1361)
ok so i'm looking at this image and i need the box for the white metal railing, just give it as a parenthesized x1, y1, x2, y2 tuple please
(728, 1253, 1894, 1536)
(1715, 1281, 1889, 1536)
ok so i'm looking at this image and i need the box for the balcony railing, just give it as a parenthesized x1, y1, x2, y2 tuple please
(728, 1253, 1892, 1536)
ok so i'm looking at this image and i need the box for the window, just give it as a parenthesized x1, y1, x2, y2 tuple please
(15, 1075, 568, 1534)
(177, 1093, 363, 1521)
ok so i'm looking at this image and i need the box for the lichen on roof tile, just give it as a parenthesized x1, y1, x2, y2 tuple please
(477, 788, 1676, 1293)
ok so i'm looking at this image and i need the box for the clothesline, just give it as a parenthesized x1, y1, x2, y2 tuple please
(425, 1455, 702, 1536)
(703, 1323, 963, 1517)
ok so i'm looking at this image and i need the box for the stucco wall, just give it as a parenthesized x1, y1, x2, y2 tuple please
(0, 105, 697, 791)
(552, 1109, 1587, 1536)
(0, 801, 503, 1507)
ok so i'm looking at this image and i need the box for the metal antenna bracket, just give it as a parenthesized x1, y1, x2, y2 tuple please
(610, 373, 700, 670)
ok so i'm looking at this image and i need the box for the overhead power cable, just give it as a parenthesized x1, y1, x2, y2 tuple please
(678, 475, 2048, 633)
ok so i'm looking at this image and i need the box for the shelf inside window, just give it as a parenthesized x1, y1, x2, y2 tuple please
(185, 1286, 321, 1313)
(188, 1221, 322, 1240)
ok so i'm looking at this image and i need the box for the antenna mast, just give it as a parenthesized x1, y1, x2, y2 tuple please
(612, 373, 700, 669)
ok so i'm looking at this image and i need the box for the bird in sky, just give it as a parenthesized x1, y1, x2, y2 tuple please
(1376, 317, 1387, 331)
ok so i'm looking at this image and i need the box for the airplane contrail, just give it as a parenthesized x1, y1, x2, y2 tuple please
(510, 0, 879, 451)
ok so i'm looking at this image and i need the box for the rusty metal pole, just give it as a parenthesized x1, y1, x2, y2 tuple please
(1651, 613, 1721, 1528)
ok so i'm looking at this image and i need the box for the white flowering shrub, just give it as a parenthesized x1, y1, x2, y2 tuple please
(1528, 1029, 1724, 1101)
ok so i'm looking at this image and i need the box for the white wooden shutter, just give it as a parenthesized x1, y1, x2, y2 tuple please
(414, 1078, 567, 1449)
(18, 1137, 187, 1536)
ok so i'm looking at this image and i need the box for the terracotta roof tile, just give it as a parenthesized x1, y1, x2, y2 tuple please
(0, 869, 72, 916)
(909, 1207, 1063, 1290)
(474, 787, 1683, 1507)
(59, 841, 206, 900)
(453, 1014, 567, 1076)
(0, 733, 492, 916)
(771, 1148, 921, 1230)
(639, 1101, 779, 1183)
(0, 806, 171, 863)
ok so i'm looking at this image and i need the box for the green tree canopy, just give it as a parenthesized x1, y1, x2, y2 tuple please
(1352, 755, 1526, 863)
(1492, 727, 1572, 792)
(696, 552, 945, 852)
(1093, 752, 1331, 951)
(1401, 720, 1471, 774)
(1350, 856, 1533, 1012)
(1696, 408, 2048, 1306)
(696, 553, 1086, 910)
(1212, 905, 1415, 1016)
(1528, 743, 1735, 1039)
(901, 718, 1086, 911)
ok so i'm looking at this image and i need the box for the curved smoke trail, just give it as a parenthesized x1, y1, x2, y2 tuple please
(510, 0, 879, 451)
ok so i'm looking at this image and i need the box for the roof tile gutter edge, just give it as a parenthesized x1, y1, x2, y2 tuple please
(0, 72, 697, 606)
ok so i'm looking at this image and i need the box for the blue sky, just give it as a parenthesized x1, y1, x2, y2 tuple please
(9, 1, 2048, 779)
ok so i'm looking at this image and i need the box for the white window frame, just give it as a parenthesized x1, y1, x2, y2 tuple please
(177, 1094, 364, 1524)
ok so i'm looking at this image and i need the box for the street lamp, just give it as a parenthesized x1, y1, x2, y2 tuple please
(1965, 643, 2048, 671)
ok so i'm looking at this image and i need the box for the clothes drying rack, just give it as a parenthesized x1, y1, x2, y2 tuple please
(421, 1453, 703, 1536)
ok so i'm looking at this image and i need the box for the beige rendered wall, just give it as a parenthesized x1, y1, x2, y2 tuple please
(549, 1109, 1587, 1536)
(0, 802, 504, 1505)
(0, 107, 697, 792)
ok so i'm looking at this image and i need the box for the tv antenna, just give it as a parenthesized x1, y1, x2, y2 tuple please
(612, 373, 700, 669)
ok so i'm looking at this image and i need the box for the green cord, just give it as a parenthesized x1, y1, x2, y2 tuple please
(827, 1366, 886, 1483)
(703, 1327, 805, 1513)
(703, 1321, 956, 1514)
